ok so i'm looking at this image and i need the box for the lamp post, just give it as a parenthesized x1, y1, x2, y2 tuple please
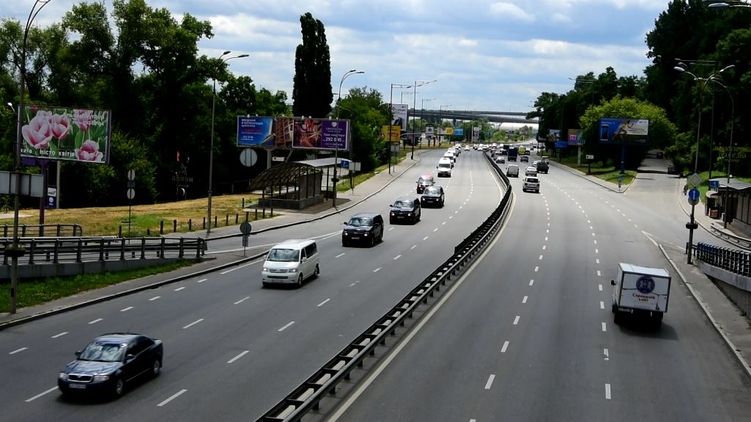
(8, 0, 54, 314)
(677, 59, 718, 179)
(704, 78, 735, 228)
(332, 69, 364, 208)
(438, 104, 451, 147)
(207, 51, 248, 236)
(389, 83, 412, 174)
(569, 77, 595, 166)
(421, 98, 435, 147)
(675, 64, 734, 263)
(411, 79, 437, 159)
(705, 0, 751, 8)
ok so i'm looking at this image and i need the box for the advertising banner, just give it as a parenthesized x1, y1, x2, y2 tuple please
(381, 125, 401, 143)
(391, 104, 408, 132)
(21, 105, 110, 163)
(425, 125, 434, 135)
(453, 127, 464, 136)
(237, 116, 275, 147)
(292, 118, 350, 150)
(472, 126, 480, 142)
(567, 128, 584, 146)
(599, 118, 649, 145)
(547, 129, 561, 143)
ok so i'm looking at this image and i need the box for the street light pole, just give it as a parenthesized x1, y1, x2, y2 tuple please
(706, 78, 735, 228)
(677, 59, 717, 179)
(389, 83, 412, 174)
(706, 1, 751, 9)
(421, 98, 435, 148)
(333, 69, 364, 208)
(411, 79, 437, 160)
(207, 51, 248, 236)
(439, 104, 451, 147)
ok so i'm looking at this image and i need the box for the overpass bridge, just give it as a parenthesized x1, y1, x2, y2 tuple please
(411, 109, 539, 125)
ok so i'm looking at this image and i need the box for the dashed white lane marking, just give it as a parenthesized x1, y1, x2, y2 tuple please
(534, 266, 539, 272)
(600, 301, 605, 309)
(605, 383, 612, 400)
(513, 316, 520, 325)
(423, 236, 429, 240)
(336, 253, 345, 258)
(9, 347, 28, 354)
(174, 287, 185, 292)
(25, 387, 57, 403)
(278, 321, 295, 332)
(227, 350, 249, 364)
(373, 267, 382, 273)
(183, 319, 204, 329)
(411, 245, 417, 250)
(149, 296, 161, 301)
(197, 278, 207, 283)
(221, 267, 241, 274)
(501, 341, 509, 353)
(157, 389, 188, 407)
(434, 228, 438, 232)
(389, 227, 394, 231)
(597, 270, 601, 277)
(318, 298, 331, 307)
(596, 259, 600, 264)
(604, 348, 610, 361)
(52, 332, 68, 339)
(599, 285, 603, 291)
(594, 240, 598, 245)
(522, 296, 528, 304)
(442, 222, 447, 225)
(394, 255, 401, 260)
(234, 296, 250, 305)
(539, 255, 543, 260)
(88, 318, 103, 325)
(529, 279, 535, 286)
(485, 374, 496, 390)
(602, 322, 607, 332)
(542, 245, 547, 250)
(544, 237, 548, 241)
(595, 249, 599, 254)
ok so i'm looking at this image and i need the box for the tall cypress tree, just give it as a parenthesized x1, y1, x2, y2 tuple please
(292, 12, 333, 118)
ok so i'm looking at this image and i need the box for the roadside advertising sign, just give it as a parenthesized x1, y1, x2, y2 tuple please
(292, 118, 350, 150)
(599, 118, 650, 144)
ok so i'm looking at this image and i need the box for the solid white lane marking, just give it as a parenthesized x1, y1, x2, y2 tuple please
(227, 350, 249, 364)
(174, 287, 185, 292)
(501, 341, 509, 353)
(183, 319, 204, 329)
(278, 321, 295, 332)
(25, 387, 57, 402)
(485, 374, 496, 390)
(394, 255, 401, 260)
(529, 279, 534, 286)
(423, 236, 429, 240)
(513, 316, 520, 325)
(51, 332, 68, 339)
(317, 298, 330, 307)
(197, 278, 207, 283)
(411, 245, 417, 250)
(605, 383, 611, 399)
(597, 270, 601, 277)
(599, 285, 603, 291)
(373, 267, 382, 273)
(157, 389, 188, 407)
(522, 296, 528, 304)
(602, 322, 607, 332)
(9, 347, 28, 354)
(604, 348, 609, 361)
(150, 296, 160, 301)
(336, 253, 345, 258)
(534, 266, 539, 272)
(600, 301, 605, 310)
(234, 296, 250, 305)
(88, 318, 102, 325)
(120, 306, 133, 312)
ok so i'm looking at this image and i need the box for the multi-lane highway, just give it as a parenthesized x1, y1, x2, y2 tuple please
(0, 148, 503, 421)
(332, 147, 751, 421)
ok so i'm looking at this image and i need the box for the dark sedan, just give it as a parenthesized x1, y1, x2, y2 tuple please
(389, 196, 421, 224)
(342, 213, 384, 247)
(58, 333, 163, 398)
(421, 185, 445, 208)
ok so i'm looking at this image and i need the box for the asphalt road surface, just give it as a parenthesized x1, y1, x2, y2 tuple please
(0, 148, 504, 422)
(331, 153, 751, 422)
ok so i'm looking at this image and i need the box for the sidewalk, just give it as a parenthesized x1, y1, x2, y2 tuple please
(0, 153, 426, 328)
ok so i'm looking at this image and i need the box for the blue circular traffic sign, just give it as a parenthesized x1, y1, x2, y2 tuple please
(688, 188, 700, 201)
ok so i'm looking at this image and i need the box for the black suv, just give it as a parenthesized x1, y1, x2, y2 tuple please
(342, 213, 384, 247)
(389, 196, 421, 224)
(421, 185, 445, 208)
(536, 160, 549, 174)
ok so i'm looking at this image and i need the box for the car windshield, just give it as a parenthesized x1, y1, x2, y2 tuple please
(527, 178, 539, 183)
(79, 341, 126, 362)
(438, 163, 451, 168)
(424, 187, 440, 195)
(348, 217, 373, 227)
(267, 248, 299, 262)
(393, 200, 414, 209)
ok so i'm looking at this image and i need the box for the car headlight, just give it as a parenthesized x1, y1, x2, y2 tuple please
(391, 212, 395, 216)
(262, 267, 269, 272)
(288, 268, 298, 273)
(93, 374, 110, 382)
(59, 372, 68, 381)
(364, 232, 369, 236)
(343, 232, 348, 236)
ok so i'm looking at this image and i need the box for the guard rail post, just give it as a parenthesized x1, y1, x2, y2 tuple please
(99, 241, 105, 261)
(76, 239, 83, 262)
(179, 238, 184, 258)
(28, 240, 35, 265)
(120, 238, 126, 260)
(196, 239, 202, 259)
(140, 238, 146, 259)
(160, 237, 166, 258)
(53, 239, 60, 264)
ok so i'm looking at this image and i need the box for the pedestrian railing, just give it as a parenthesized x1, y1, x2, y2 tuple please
(695, 242, 751, 277)
(0, 223, 83, 237)
(709, 224, 751, 250)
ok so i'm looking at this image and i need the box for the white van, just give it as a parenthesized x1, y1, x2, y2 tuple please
(261, 239, 320, 288)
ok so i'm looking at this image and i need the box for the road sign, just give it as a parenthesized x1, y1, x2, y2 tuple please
(688, 188, 700, 206)
(687, 173, 702, 189)
(127, 169, 135, 181)
(341, 160, 349, 169)
(586, 154, 594, 160)
(127, 188, 135, 200)
(239, 221, 252, 235)
(709, 180, 720, 189)
(240, 149, 258, 167)
(555, 141, 568, 149)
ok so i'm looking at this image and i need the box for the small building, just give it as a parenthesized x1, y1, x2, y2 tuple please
(709, 178, 751, 237)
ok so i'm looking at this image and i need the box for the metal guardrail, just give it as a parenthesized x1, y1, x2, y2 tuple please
(256, 152, 512, 421)
(0, 237, 205, 265)
(695, 242, 751, 277)
(0, 223, 83, 237)
(709, 224, 751, 249)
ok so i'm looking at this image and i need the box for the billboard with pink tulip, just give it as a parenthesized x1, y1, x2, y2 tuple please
(20, 105, 111, 163)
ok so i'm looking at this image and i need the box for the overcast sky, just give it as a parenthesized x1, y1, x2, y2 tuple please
(3, 0, 668, 114)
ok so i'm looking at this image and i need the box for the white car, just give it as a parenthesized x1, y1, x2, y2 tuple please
(437, 159, 453, 177)
(506, 164, 519, 178)
(525, 166, 538, 176)
(522, 176, 540, 193)
(464, 146, 470, 151)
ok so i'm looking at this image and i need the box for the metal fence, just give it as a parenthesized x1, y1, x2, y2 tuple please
(0, 224, 83, 237)
(695, 242, 751, 277)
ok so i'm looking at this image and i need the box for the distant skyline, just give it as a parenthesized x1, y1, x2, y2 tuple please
(2, 0, 669, 113)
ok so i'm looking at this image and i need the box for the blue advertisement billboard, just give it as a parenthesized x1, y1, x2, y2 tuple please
(453, 127, 464, 136)
(599, 118, 649, 145)
(237, 116, 275, 147)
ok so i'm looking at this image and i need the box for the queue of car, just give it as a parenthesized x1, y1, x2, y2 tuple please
(489, 144, 549, 194)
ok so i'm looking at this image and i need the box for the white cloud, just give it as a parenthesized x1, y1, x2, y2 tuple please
(551, 12, 572, 23)
(489, 2, 536, 22)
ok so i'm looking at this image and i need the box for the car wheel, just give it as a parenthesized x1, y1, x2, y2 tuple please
(262, 282, 270, 288)
(152, 359, 161, 377)
(113, 378, 125, 397)
(314, 264, 320, 278)
(297, 274, 303, 288)
(613, 311, 622, 325)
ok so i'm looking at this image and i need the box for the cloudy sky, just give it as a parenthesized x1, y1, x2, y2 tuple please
(3, 0, 669, 114)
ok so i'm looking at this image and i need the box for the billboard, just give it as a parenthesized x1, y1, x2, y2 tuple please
(567, 128, 584, 146)
(391, 104, 408, 132)
(547, 129, 561, 143)
(292, 118, 349, 150)
(21, 105, 111, 163)
(453, 127, 464, 136)
(599, 118, 649, 144)
(381, 125, 401, 143)
(237, 116, 275, 147)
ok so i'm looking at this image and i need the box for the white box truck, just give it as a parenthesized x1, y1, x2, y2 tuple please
(610, 263, 671, 327)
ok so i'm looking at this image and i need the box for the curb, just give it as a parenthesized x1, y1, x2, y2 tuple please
(657, 243, 751, 379)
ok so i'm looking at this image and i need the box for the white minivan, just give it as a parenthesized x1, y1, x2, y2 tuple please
(261, 239, 320, 288)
